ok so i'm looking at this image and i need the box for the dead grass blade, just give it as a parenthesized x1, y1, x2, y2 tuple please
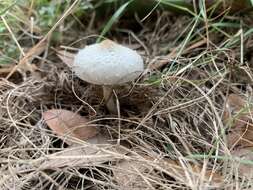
(5, 40, 47, 78)
(5, 0, 79, 79)
(56, 50, 75, 67)
(149, 38, 207, 70)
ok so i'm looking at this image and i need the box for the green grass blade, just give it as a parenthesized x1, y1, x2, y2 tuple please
(166, 13, 200, 73)
(159, 0, 196, 16)
(96, 0, 133, 43)
(188, 154, 253, 165)
(250, 0, 253, 6)
(225, 28, 253, 48)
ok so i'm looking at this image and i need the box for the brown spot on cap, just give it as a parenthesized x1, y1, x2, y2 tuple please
(100, 39, 116, 50)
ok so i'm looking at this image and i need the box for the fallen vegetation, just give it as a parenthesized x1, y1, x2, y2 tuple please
(1, 0, 253, 189)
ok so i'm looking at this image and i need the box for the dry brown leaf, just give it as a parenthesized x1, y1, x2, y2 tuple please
(57, 50, 75, 67)
(227, 127, 253, 150)
(224, 94, 253, 149)
(224, 94, 253, 179)
(0, 66, 16, 74)
(43, 109, 98, 145)
(223, 94, 246, 124)
(41, 109, 129, 170)
(231, 148, 253, 179)
(113, 155, 223, 189)
(159, 159, 223, 185)
(6, 40, 47, 79)
(36, 134, 128, 170)
(113, 159, 156, 189)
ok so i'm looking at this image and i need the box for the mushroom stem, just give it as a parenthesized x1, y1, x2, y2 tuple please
(103, 85, 117, 114)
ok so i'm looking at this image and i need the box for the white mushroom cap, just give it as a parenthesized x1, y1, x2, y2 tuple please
(73, 40, 144, 85)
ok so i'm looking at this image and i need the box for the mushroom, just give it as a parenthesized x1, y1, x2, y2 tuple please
(73, 39, 144, 114)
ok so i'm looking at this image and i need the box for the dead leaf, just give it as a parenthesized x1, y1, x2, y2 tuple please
(223, 94, 253, 149)
(35, 134, 129, 170)
(41, 109, 129, 170)
(43, 109, 98, 145)
(159, 159, 223, 185)
(57, 50, 75, 67)
(113, 155, 223, 189)
(6, 40, 47, 79)
(231, 148, 253, 179)
(227, 126, 253, 149)
(113, 159, 156, 189)
(224, 94, 253, 179)
(0, 66, 16, 74)
(223, 94, 246, 123)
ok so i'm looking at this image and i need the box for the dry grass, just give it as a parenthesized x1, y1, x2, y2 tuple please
(1, 1, 253, 190)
